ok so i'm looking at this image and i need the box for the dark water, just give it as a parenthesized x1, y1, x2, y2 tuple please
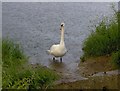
(2, 2, 117, 81)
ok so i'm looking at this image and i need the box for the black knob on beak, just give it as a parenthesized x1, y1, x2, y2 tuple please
(61, 24, 63, 27)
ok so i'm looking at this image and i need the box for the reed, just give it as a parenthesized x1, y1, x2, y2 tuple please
(2, 38, 59, 89)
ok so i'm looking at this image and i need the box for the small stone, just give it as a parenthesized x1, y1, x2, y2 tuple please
(59, 72, 62, 73)
(94, 72, 97, 74)
(102, 86, 107, 91)
(53, 69, 56, 71)
(104, 72, 106, 74)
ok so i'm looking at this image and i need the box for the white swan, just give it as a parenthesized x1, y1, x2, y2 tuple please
(47, 22, 67, 62)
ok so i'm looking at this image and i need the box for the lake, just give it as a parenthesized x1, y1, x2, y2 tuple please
(2, 2, 117, 81)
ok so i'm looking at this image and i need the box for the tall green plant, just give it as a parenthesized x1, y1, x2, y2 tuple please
(83, 13, 118, 57)
(2, 39, 26, 67)
(111, 51, 120, 68)
(2, 39, 59, 89)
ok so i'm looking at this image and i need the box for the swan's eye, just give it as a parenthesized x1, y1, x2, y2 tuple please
(61, 24, 63, 26)
(61, 23, 65, 26)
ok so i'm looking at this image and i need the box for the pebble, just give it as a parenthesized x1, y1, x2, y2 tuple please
(104, 72, 106, 74)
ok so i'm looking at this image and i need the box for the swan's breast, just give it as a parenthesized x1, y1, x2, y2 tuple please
(50, 44, 67, 57)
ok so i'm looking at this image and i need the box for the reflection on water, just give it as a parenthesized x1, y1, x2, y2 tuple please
(49, 59, 66, 72)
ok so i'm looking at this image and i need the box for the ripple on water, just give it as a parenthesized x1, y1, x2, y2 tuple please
(2, 2, 117, 82)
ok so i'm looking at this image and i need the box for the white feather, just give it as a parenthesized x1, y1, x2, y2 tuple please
(47, 23, 67, 58)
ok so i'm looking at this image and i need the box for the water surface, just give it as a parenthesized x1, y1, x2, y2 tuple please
(2, 2, 116, 81)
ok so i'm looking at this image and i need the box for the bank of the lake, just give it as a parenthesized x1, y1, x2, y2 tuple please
(54, 55, 120, 89)
(54, 74, 119, 89)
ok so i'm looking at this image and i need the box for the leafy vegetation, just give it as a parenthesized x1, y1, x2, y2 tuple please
(2, 38, 26, 67)
(83, 16, 118, 56)
(2, 38, 59, 89)
(111, 51, 120, 69)
(82, 9, 120, 68)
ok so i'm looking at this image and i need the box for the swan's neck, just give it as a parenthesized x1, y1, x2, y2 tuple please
(60, 26, 65, 46)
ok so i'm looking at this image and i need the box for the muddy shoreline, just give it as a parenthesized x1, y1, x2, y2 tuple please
(53, 56, 120, 89)
(54, 74, 119, 89)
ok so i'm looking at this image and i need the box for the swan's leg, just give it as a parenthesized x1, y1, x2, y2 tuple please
(60, 57, 62, 62)
(53, 57, 55, 60)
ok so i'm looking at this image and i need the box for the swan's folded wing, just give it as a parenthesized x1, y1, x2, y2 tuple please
(50, 44, 59, 51)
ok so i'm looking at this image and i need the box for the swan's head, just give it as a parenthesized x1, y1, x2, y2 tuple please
(61, 22, 65, 27)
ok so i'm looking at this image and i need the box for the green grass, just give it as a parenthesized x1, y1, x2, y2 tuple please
(111, 51, 120, 68)
(82, 11, 120, 67)
(2, 38, 59, 89)
(2, 39, 26, 67)
(83, 18, 118, 56)
(0, 64, 1, 89)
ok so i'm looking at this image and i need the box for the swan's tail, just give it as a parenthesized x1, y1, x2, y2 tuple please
(46, 50, 51, 54)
